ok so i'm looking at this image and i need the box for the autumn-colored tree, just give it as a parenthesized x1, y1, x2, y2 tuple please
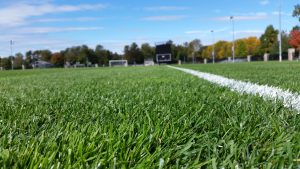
(51, 53, 64, 67)
(289, 29, 300, 58)
(225, 42, 232, 58)
(202, 46, 213, 59)
(214, 41, 229, 59)
(244, 37, 261, 56)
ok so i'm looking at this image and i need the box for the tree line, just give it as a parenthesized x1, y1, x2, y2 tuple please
(202, 25, 299, 60)
(0, 45, 122, 69)
(0, 40, 202, 69)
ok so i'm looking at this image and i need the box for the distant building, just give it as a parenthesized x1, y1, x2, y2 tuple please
(33, 61, 53, 68)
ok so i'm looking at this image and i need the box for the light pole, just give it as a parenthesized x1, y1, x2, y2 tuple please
(278, 0, 282, 62)
(192, 41, 200, 64)
(10, 40, 14, 70)
(193, 52, 195, 64)
(211, 30, 215, 64)
(230, 16, 235, 63)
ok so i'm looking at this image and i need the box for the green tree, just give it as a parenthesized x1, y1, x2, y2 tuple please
(260, 25, 279, 54)
(14, 53, 24, 69)
(188, 39, 202, 62)
(25, 50, 33, 68)
(78, 45, 89, 64)
(33, 50, 52, 62)
(85, 47, 97, 64)
(124, 45, 131, 63)
(175, 44, 189, 62)
(124, 43, 143, 64)
(235, 39, 247, 58)
(0, 57, 11, 70)
(64, 47, 80, 64)
(132, 43, 144, 64)
(95, 45, 110, 65)
(166, 40, 179, 62)
(293, 4, 300, 22)
(111, 52, 121, 60)
(141, 43, 155, 61)
(270, 31, 291, 55)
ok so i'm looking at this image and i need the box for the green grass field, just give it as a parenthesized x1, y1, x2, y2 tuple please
(0, 63, 300, 168)
(180, 61, 300, 93)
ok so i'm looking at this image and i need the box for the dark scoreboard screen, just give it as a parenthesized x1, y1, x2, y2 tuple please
(156, 43, 172, 63)
(156, 44, 171, 54)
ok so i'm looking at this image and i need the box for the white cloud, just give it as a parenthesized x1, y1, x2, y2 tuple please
(272, 11, 292, 16)
(144, 6, 189, 11)
(234, 30, 264, 34)
(143, 15, 186, 21)
(215, 12, 268, 21)
(0, 34, 27, 43)
(0, 35, 81, 56)
(31, 17, 105, 23)
(185, 28, 228, 35)
(259, 0, 269, 5)
(55, 4, 106, 12)
(0, 25, 103, 56)
(15, 27, 103, 34)
(185, 30, 209, 35)
(228, 30, 264, 39)
(0, 3, 107, 27)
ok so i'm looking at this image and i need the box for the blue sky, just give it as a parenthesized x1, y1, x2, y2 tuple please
(0, 0, 299, 56)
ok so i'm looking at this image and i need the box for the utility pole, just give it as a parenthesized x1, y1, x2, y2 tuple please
(278, 0, 282, 62)
(211, 30, 215, 64)
(230, 16, 235, 63)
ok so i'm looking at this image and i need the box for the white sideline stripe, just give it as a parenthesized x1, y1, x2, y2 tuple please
(168, 66, 300, 113)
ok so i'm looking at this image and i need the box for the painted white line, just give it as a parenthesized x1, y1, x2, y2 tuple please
(168, 66, 300, 113)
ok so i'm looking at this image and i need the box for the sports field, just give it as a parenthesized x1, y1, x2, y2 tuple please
(0, 62, 300, 168)
(180, 62, 300, 92)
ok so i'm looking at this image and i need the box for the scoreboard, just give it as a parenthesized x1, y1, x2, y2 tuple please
(155, 43, 172, 63)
